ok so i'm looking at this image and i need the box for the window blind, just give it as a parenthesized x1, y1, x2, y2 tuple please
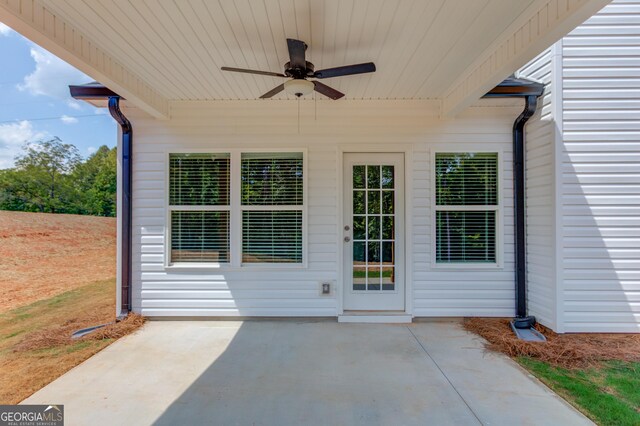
(170, 153, 230, 206)
(241, 153, 303, 205)
(242, 211, 303, 263)
(171, 211, 230, 262)
(241, 152, 303, 264)
(435, 152, 498, 264)
(169, 153, 231, 264)
(436, 153, 498, 206)
(436, 211, 496, 263)
(168, 151, 304, 265)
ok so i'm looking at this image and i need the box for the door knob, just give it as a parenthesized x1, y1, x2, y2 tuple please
(344, 236, 351, 242)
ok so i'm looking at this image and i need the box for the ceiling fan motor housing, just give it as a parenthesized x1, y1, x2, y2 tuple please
(284, 61, 315, 79)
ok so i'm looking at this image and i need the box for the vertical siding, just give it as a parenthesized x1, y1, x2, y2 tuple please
(519, 48, 559, 330)
(561, 0, 640, 332)
(126, 100, 519, 318)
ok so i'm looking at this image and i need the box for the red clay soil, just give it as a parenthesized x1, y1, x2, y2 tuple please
(0, 211, 116, 313)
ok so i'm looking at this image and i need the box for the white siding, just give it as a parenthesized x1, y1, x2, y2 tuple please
(560, 0, 640, 332)
(127, 100, 519, 318)
(519, 47, 559, 330)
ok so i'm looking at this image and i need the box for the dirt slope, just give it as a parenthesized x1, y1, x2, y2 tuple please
(0, 211, 116, 312)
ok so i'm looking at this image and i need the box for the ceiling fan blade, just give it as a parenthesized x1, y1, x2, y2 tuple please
(313, 62, 376, 79)
(313, 81, 344, 100)
(221, 67, 286, 78)
(287, 38, 307, 68)
(259, 84, 286, 99)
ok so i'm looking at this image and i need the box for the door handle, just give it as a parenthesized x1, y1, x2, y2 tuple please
(344, 236, 351, 243)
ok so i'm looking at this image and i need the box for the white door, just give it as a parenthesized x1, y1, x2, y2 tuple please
(343, 153, 405, 311)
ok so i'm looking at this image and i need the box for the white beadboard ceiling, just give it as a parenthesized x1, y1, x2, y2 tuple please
(1, 0, 610, 117)
(41, 0, 536, 101)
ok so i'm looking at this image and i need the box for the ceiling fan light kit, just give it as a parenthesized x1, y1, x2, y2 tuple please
(284, 79, 314, 97)
(221, 38, 376, 100)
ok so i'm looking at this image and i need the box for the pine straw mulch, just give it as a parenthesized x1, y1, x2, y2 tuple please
(13, 313, 145, 353)
(463, 318, 640, 369)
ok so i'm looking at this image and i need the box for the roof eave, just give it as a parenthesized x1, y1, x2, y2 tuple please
(69, 82, 122, 100)
(483, 77, 545, 98)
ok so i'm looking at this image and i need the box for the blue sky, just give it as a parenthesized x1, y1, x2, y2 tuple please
(0, 22, 116, 169)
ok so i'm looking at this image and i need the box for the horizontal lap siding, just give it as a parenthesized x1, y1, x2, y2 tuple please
(127, 100, 517, 317)
(561, 0, 640, 332)
(519, 48, 558, 329)
(411, 115, 516, 317)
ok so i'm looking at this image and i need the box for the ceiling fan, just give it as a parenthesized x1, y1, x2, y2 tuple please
(221, 38, 376, 100)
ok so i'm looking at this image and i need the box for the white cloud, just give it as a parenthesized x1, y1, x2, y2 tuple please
(60, 115, 79, 124)
(0, 23, 11, 36)
(67, 99, 83, 110)
(0, 121, 50, 169)
(87, 146, 97, 155)
(18, 46, 91, 99)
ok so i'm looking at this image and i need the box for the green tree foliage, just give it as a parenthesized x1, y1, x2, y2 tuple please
(0, 138, 117, 216)
(72, 145, 117, 216)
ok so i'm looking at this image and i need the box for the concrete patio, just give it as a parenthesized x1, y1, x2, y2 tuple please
(24, 320, 592, 426)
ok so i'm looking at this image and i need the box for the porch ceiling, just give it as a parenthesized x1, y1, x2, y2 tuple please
(1, 0, 609, 118)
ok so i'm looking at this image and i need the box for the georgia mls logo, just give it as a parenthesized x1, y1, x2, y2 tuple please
(0, 404, 64, 426)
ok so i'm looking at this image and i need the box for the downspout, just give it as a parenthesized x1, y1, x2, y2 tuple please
(108, 96, 132, 319)
(512, 95, 538, 329)
(483, 77, 544, 330)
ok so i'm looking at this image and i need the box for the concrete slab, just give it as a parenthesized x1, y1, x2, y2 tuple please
(23, 320, 593, 426)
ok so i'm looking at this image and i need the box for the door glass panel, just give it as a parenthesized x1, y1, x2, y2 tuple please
(368, 266, 381, 291)
(353, 191, 365, 214)
(368, 191, 380, 214)
(367, 216, 380, 240)
(382, 216, 394, 240)
(367, 241, 380, 263)
(353, 166, 365, 189)
(353, 267, 366, 291)
(382, 241, 394, 263)
(367, 165, 380, 188)
(353, 241, 365, 263)
(382, 267, 395, 290)
(382, 191, 394, 214)
(353, 216, 366, 240)
(352, 164, 396, 292)
(382, 166, 394, 189)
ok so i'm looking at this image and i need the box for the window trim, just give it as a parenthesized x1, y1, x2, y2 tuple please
(430, 147, 504, 270)
(164, 148, 308, 270)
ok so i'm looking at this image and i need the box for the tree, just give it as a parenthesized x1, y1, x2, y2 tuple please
(72, 146, 117, 216)
(1, 138, 81, 213)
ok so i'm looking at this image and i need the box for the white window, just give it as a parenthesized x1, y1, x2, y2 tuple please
(168, 151, 304, 266)
(169, 153, 231, 263)
(241, 153, 304, 263)
(434, 152, 499, 264)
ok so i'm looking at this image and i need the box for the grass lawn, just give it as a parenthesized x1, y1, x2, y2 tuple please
(464, 318, 640, 425)
(518, 358, 640, 426)
(0, 279, 142, 404)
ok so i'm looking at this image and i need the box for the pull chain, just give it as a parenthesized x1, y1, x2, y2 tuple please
(297, 97, 301, 134)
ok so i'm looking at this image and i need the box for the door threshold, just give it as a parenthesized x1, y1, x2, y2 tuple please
(338, 312, 412, 324)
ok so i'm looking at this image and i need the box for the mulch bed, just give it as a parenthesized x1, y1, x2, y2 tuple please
(14, 314, 145, 352)
(464, 318, 640, 369)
